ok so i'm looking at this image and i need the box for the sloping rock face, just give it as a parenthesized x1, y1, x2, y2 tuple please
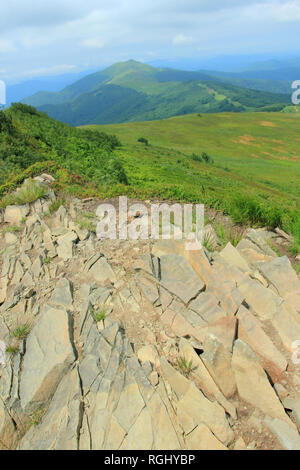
(0, 185, 300, 450)
(19, 304, 75, 413)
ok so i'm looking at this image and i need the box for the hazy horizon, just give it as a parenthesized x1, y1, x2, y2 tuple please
(1, 1, 300, 84)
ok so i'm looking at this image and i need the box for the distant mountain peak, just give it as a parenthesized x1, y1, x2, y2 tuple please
(103, 59, 157, 75)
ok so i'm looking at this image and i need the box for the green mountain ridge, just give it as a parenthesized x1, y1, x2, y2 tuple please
(22, 60, 290, 126)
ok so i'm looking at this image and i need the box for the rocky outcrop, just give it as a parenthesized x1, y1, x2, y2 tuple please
(0, 181, 300, 450)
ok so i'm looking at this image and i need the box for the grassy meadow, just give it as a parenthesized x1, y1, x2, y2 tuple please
(83, 112, 300, 250)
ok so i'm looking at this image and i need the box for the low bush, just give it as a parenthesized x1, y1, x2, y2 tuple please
(0, 179, 49, 208)
(138, 137, 149, 146)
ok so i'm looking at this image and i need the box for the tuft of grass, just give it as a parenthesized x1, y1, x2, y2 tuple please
(266, 239, 280, 257)
(230, 229, 243, 248)
(202, 231, 216, 252)
(48, 198, 66, 215)
(91, 307, 107, 323)
(0, 179, 48, 208)
(228, 194, 285, 230)
(215, 223, 228, 246)
(30, 407, 45, 427)
(43, 257, 51, 265)
(177, 356, 194, 378)
(12, 323, 31, 340)
(81, 211, 94, 219)
(290, 240, 300, 257)
(3, 225, 21, 234)
(294, 263, 300, 276)
(6, 346, 19, 355)
(76, 214, 96, 233)
(215, 223, 243, 248)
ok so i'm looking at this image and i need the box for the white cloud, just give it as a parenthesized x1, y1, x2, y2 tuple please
(172, 34, 194, 46)
(0, 39, 16, 53)
(20, 65, 78, 79)
(240, 0, 300, 22)
(0, 1, 299, 82)
(82, 37, 106, 48)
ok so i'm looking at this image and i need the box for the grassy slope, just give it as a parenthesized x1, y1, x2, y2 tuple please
(0, 104, 127, 188)
(86, 112, 300, 200)
(83, 112, 300, 247)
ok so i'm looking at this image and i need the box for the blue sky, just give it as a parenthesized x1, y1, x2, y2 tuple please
(1, 0, 300, 83)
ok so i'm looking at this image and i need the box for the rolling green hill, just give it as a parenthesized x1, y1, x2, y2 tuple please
(22, 60, 290, 126)
(205, 57, 300, 92)
(205, 73, 292, 95)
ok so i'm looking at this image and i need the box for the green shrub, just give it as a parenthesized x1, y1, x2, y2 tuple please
(201, 152, 214, 164)
(0, 161, 58, 199)
(190, 153, 202, 162)
(105, 158, 128, 185)
(138, 137, 149, 146)
(0, 179, 49, 208)
(10, 102, 39, 116)
(0, 105, 127, 187)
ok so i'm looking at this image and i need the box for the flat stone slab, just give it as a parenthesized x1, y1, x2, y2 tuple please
(219, 242, 250, 273)
(189, 292, 226, 324)
(264, 416, 300, 450)
(88, 257, 116, 284)
(49, 278, 73, 307)
(159, 254, 205, 304)
(20, 305, 75, 412)
(259, 256, 300, 298)
(232, 340, 291, 424)
(4, 204, 30, 225)
(19, 367, 82, 450)
(246, 228, 277, 257)
(237, 306, 287, 381)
